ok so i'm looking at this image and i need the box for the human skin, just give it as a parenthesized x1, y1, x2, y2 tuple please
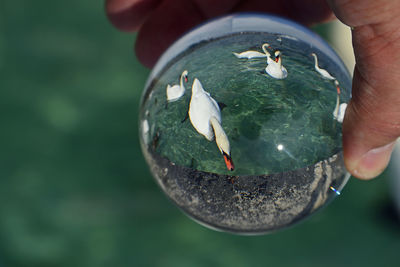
(106, 0, 400, 180)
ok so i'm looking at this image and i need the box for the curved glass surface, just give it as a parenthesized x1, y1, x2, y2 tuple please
(139, 13, 351, 233)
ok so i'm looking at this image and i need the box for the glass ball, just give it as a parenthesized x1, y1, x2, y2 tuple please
(139, 13, 351, 234)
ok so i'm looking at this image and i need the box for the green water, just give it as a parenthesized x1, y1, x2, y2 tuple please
(140, 33, 351, 175)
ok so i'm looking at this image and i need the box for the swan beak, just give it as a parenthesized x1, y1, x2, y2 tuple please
(223, 152, 234, 171)
(275, 56, 279, 63)
(336, 85, 341, 95)
(184, 76, 188, 83)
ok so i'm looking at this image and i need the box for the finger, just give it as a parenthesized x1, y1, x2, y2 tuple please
(135, 0, 333, 67)
(234, 0, 334, 25)
(329, 0, 400, 179)
(105, 0, 161, 32)
(135, 0, 240, 67)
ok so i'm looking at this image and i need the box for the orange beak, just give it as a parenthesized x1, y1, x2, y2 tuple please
(184, 76, 188, 83)
(223, 152, 234, 171)
(275, 56, 279, 63)
(336, 85, 341, 95)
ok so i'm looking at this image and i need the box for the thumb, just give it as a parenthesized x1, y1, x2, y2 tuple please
(328, 0, 400, 179)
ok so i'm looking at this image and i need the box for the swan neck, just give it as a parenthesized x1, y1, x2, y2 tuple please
(334, 94, 340, 117)
(313, 54, 319, 69)
(180, 74, 184, 88)
(210, 116, 230, 154)
(262, 44, 269, 55)
(210, 117, 224, 138)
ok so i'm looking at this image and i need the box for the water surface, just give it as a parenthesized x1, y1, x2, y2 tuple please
(140, 32, 351, 175)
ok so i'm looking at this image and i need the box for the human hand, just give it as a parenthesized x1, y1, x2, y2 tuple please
(105, 0, 334, 66)
(328, 0, 400, 179)
(106, 0, 400, 180)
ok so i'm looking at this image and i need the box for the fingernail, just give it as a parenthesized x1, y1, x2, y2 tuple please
(352, 142, 396, 179)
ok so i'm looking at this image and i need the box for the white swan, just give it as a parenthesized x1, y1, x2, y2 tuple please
(188, 78, 234, 171)
(333, 93, 348, 123)
(233, 43, 271, 59)
(311, 53, 335, 80)
(334, 80, 341, 94)
(166, 70, 188, 101)
(265, 50, 288, 79)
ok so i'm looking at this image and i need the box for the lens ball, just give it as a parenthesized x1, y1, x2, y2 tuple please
(139, 14, 351, 234)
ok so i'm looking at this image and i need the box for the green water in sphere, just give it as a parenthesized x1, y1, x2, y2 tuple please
(141, 34, 350, 175)
(139, 14, 351, 233)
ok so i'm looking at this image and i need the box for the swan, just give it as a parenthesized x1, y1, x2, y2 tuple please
(311, 53, 335, 80)
(334, 80, 341, 94)
(188, 78, 234, 171)
(233, 43, 271, 59)
(265, 50, 288, 79)
(166, 70, 188, 101)
(333, 93, 348, 123)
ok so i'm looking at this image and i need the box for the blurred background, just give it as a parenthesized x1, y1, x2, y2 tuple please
(1, 1, 399, 266)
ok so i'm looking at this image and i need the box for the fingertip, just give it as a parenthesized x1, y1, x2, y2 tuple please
(105, 0, 160, 32)
(345, 141, 396, 180)
(134, 0, 205, 68)
(134, 38, 156, 68)
(342, 102, 397, 180)
(341, 59, 400, 180)
(134, 21, 167, 68)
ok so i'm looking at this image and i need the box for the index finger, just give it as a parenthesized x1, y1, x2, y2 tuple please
(106, 0, 161, 31)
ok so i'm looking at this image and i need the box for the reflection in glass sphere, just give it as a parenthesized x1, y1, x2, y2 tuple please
(139, 14, 352, 234)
